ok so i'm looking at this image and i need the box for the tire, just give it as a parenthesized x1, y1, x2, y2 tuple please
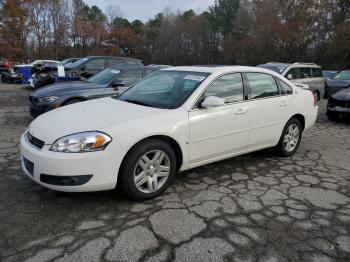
(275, 118, 302, 157)
(118, 138, 177, 200)
(63, 98, 84, 106)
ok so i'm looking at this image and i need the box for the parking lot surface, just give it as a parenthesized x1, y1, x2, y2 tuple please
(0, 83, 350, 262)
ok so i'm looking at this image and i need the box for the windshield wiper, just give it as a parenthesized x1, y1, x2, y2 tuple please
(123, 99, 154, 108)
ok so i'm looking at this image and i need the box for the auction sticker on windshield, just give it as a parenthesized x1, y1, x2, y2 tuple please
(184, 75, 206, 81)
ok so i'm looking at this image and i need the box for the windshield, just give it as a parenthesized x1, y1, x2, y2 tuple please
(59, 59, 75, 66)
(87, 68, 121, 85)
(334, 71, 350, 80)
(119, 70, 210, 109)
(258, 65, 288, 74)
(65, 58, 88, 69)
(323, 71, 337, 78)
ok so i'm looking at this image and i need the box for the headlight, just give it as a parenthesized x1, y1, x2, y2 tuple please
(38, 96, 59, 103)
(50, 131, 112, 153)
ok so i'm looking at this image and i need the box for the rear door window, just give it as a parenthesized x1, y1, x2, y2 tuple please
(107, 58, 123, 67)
(312, 68, 323, 78)
(246, 73, 279, 99)
(85, 58, 105, 71)
(300, 67, 312, 79)
(276, 78, 293, 95)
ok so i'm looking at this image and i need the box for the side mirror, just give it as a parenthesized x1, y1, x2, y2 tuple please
(111, 79, 125, 88)
(80, 66, 86, 71)
(287, 74, 293, 80)
(201, 96, 225, 108)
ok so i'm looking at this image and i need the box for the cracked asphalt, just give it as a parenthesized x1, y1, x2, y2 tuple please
(0, 83, 350, 262)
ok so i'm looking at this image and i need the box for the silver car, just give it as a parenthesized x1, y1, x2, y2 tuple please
(258, 62, 325, 101)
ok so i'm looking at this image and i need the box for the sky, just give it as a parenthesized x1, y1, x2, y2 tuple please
(84, 0, 215, 22)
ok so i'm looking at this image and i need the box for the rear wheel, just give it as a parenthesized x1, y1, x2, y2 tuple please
(275, 118, 302, 157)
(118, 139, 177, 200)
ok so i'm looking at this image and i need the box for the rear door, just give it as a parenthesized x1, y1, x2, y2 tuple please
(245, 72, 290, 149)
(298, 67, 316, 91)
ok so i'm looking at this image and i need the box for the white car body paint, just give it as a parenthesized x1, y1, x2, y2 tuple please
(20, 66, 318, 192)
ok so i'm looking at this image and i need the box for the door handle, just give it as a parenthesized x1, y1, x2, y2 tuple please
(235, 108, 247, 115)
(280, 101, 288, 107)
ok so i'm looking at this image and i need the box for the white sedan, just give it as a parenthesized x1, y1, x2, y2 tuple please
(20, 66, 318, 200)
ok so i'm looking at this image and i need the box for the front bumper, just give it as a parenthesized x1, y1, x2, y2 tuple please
(327, 107, 350, 121)
(20, 133, 119, 192)
(326, 86, 344, 97)
(33, 76, 54, 88)
(29, 103, 58, 118)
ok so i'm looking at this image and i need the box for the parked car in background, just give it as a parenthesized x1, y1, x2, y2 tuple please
(0, 58, 11, 74)
(1, 69, 22, 83)
(324, 70, 350, 98)
(16, 60, 59, 72)
(30, 56, 143, 89)
(323, 70, 337, 80)
(21, 66, 318, 200)
(64, 56, 143, 79)
(327, 88, 350, 121)
(32, 58, 79, 89)
(28, 65, 162, 117)
(257, 62, 325, 101)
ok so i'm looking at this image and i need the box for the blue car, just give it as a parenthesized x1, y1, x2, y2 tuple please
(322, 70, 337, 80)
(325, 70, 350, 98)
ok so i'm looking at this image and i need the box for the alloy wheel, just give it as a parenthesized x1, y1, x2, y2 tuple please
(133, 150, 171, 193)
(283, 124, 300, 152)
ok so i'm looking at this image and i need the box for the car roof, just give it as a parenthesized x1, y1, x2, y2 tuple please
(84, 56, 141, 62)
(260, 62, 321, 68)
(259, 62, 291, 67)
(162, 66, 277, 74)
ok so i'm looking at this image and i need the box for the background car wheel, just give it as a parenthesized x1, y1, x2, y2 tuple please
(118, 138, 177, 200)
(275, 118, 302, 157)
(63, 98, 84, 106)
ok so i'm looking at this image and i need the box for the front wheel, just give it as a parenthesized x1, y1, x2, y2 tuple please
(118, 139, 177, 200)
(275, 118, 302, 157)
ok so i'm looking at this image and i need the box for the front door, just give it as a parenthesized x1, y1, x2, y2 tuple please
(189, 73, 251, 167)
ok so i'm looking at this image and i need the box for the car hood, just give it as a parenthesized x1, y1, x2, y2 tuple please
(32, 81, 103, 97)
(326, 79, 350, 87)
(28, 98, 168, 144)
(331, 88, 350, 100)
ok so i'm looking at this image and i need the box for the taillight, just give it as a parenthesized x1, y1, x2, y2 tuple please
(312, 92, 317, 106)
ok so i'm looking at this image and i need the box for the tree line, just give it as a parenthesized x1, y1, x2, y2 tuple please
(0, 0, 349, 69)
